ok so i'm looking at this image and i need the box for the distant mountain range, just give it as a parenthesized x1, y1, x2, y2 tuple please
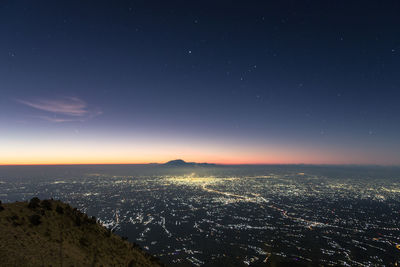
(162, 159, 216, 167)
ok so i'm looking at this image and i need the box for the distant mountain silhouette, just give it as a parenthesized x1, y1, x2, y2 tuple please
(163, 159, 216, 167)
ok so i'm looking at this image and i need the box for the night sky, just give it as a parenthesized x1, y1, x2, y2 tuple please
(1, 1, 400, 165)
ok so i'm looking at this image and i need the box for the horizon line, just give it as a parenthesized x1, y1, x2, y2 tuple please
(0, 162, 399, 167)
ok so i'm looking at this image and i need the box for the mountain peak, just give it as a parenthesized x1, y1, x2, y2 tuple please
(164, 159, 188, 166)
(163, 159, 216, 167)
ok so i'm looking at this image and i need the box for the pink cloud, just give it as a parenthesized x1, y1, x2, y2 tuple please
(17, 97, 102, 122)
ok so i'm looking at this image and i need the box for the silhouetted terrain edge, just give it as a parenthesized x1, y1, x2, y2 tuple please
(163, 159, 216, 167)
(0, 198, 162, 267)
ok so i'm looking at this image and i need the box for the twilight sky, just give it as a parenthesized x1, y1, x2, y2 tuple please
(1, 1, 400, 165)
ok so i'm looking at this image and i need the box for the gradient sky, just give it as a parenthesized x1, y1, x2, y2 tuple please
(1, 1, 400, 165)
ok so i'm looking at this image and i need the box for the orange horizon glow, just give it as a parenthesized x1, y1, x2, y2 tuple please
(0, 152, 375, 166)
(0, 160, 319, 166)
(2, 133, 399, 166)
(0, 158, 397, 166)
(1, 150, 398, 166)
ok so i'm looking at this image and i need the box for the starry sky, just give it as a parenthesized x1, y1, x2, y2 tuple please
(1, 1, 400, 165)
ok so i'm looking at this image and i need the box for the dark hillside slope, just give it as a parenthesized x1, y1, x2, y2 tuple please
(0, 198, 161, 267)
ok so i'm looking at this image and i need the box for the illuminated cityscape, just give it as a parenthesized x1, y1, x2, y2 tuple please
(1, 165, 399, 266)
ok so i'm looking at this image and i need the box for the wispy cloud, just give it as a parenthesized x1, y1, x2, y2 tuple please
(17, 97, 102, 122)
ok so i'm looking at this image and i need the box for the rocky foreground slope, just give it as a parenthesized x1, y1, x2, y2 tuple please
(0, 198, 162, 267)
